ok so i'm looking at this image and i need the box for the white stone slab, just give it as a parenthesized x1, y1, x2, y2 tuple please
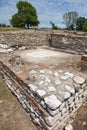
(44, 95, 62, 110)
(73, 76, 85, 84)
(37, 90, 46, 97)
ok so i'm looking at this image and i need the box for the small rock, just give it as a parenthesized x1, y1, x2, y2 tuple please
(85, 49, 87, 53)
(47, 107, 59, 116)
(16, 89, 20, 94)
(37, 90, 46, 97)
(0, 100, 3, 104)
(65, 85, 75, 94)
(44, 81, 49, 86)
(65, 124, 73, 130)
(82, 83, 86, 88)
(45, 77, 51, 83)
(19, 46, 26, 50)
(64, 72, 74, 78)
(30, 113, 35, 119)
(41, 100, 47, 108)
(39, 70, 45, 73)
(73, 76, 85, 84)
(30, 107, 35, 113)
(58, 90, 70, 100)
(39, 75, 45, 80)
(48, 70, 53, 75)
(44, 95, 62, 110)
(60, 74, 70, 80)
(7, 48, 14, 53)
(28, 84, 37, 91)
(39, 80, 44, 86)
(58, 70, 63, 73)
(79, 121, 81, 124)
(30, 70, 37, 74)
(54, 72, 59, 77)
(0, 43, 9, 49)
(33, 118, 40, 125)
(48, 86, 56, 92)
(54, 78, 62, 85)
(82, 121, 87, 126)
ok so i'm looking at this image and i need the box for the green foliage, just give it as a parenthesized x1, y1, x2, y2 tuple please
(76, 17, 86, 31)
(0, 27, 24, 32)
(82, 20, 87, 32)
(0, 23, 7, 27)
(63, 11, 78, 30)
(10, 13, 25, 27)
(50, 21, 58, 30)
(10, 1, 39, 28)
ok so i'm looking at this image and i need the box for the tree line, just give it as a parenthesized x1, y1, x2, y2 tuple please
(0, 23, 10, 27)
(0, 1, 87, 32)
(63, 11, 87, 32)
(50, 12, 87, 31)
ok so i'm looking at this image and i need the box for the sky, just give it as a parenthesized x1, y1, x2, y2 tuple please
(0, 0, 87, 27)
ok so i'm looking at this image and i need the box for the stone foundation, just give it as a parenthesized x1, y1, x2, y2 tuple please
(0, 30, 50, 47)
(0, 51, 87, 130)
(0, 30, 87, 53)
(50, 33, 87, 53)
(0, 30, 87, 130)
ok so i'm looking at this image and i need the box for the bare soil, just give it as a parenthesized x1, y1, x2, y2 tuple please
(17, 49, 81, 66)
(0, 77, 37, 130)
(72, 98, 87, 130)
(0, 77, 87, 130)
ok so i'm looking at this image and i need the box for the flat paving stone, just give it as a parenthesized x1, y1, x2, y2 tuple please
(48, 86, 56, 92)
(65, 85, 75, 94)
(58, 90, 71, 100)
(60, 74, 70, 80)
(36, 90, 46, 97)
(44, 95, 62, 110)
(28, 84, 37, 91)
(64, 72, 74, 78)
(54, 78, 62, 85)
(73, 76, 85, 84)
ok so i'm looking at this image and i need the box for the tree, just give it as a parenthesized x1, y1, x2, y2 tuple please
(82, 20, 87, 32)
(0, 23, 7, 27)
(63, 11, 78, 30)
(50, 21, 58, 30)
(76, 17, 86, 31)
(1, 24, 6, 27)
(10, 1, 39, 28)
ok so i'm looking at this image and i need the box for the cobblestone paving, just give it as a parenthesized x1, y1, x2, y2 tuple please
(0, 48, 87, 130)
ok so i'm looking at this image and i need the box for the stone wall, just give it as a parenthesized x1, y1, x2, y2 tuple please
(0, 30, 87, 53)
(0, 60, 87, 130)
(50, 33, 87, 53)
(0, 30, 50, 47)
(81, 55, 87, 73)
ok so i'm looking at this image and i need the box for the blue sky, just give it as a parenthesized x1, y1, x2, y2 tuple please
(0, 0, 87, 27)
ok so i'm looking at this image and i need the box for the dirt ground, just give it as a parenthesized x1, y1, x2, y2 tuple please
(0, 77, 37, 130)
(17, 49, 81, 66)
(0, 77, 87, 130)
(72, 99, 87, 130)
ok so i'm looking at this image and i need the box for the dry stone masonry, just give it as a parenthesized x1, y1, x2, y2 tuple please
(0, 30, 87, 53)
(50, 33, 87, 53)
(0, 30, 50, 47)
(0, 48, 87, 130)
(0, 30, 87, 130)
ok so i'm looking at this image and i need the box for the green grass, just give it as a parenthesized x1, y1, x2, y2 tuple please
(0, 27, 24, 32)
(0, 77, 14, 103)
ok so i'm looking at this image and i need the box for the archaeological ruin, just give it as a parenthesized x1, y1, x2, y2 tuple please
(0, 30, 87, 130)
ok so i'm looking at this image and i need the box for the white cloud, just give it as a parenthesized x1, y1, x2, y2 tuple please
(0, 0, 87, 27)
